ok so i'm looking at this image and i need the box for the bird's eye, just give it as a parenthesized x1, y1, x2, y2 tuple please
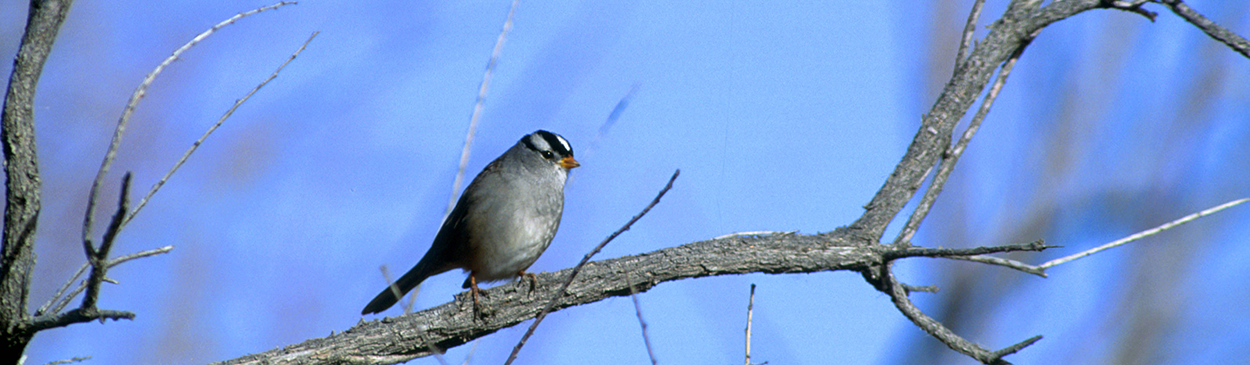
(541, 151, 554, 159)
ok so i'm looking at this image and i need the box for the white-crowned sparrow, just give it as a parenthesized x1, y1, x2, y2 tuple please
(362, 130, 579, 315)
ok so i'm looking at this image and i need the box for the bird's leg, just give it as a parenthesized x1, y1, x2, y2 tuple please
(469, 274, 484, 310)
(518, 271, 538, 293)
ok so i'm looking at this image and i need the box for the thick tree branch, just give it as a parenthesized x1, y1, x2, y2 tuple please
(215, 230, 872, 364)
(1, 0, 76, 359)
(214, 228, 1063, 365)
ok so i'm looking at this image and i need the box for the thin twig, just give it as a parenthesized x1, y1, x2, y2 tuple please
(945, 198, 1248, 276)
(744, 283, 755, 365)
(902, 283, 940, 295)
(1154, 0, 1250, 58)
(953, 0, 986, 73)
(45, 355, 92, 365)
(50, 279, 86, 315)
(37, 262, 88, 316)
(84, 0, 295, 249)
(125, 29, 317, 227)
(894, 29, 1037, 246)
(377, 282, 447, 365)
(945, 255, 1047, 277)
(579, 84, 639, 162)
(714, 231, 795, 240)
(458, 340, 480, 365)
(627, 274, 658, 365)
(413, 324, 449, 365)
(106, 245, 174, 267)
(42, 246, 174, 316)
(505, 169, 680, 365)
(1039, 198, 1248, 269)
(447, 0, 520, 217)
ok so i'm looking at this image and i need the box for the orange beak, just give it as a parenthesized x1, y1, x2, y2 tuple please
(559, 156, 581, 169)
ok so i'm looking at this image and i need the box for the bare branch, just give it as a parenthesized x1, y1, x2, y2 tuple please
(447, 0, 521, 217)
(578, 84, 640, 163)
(744, 283, 756, 365)
(505, 169, 679, 365)
(106, 245, 174, 267)
(28, 307, 135, 333)
(882, 262, 1038, 364)
(894, 29, 1037, 246)
(941, 198, 1247, 278)
(3, 0, 75, 333)
(36, 262, 87, 316)
(39, 246, 172, 317)
(214, 229, 882, 364)
(884, 240, 1051, 261)
(627, 274, 658, 365)
(45, 355, 92, 365)
(84, 0, 296, 250)
(82, 173, 130, 310)
(1039, 198, 1248, 269)
(1153, 0, 1250, 58)
(126, 29, 317, 226)
(847, 0, 1106, 241)
(208, 1, 1249, 364)
(953, 0, 986, 73)
(945, 255, 1048, 277)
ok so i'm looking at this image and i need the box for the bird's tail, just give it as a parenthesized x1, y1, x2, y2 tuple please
(361, 261, 432, 315)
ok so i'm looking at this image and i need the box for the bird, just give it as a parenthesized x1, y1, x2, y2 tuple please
(362, 130, 579, 315)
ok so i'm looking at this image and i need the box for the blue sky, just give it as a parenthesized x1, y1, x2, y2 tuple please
(5, 1, 1248, 364)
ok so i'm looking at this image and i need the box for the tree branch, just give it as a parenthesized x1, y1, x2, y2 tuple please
(84, 0, 295, 249)
(3, 1, 303, 361)
(1154, 0, 1250, 58)
(126, 27, 316, 227)
(880, 260, 1039, 365)
(894, 27, 1036, 246)
(1, 0, 77, 359)
(847, 0, 1101, 241)
(447, 0, 521, 218)
(214, 229, 879, 364)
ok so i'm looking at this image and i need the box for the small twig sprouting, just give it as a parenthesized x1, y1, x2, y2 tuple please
(627, 274, 658, 365)
(744, 284, 755, 365)
(504, 170, 679, 365)
(446, 0, 521, 218)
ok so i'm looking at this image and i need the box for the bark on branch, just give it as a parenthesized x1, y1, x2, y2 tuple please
(213, 231, 1052, 365)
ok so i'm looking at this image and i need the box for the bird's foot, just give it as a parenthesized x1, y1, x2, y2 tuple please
(518, 271, 539, 293)
(468, 275, 494, 319)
